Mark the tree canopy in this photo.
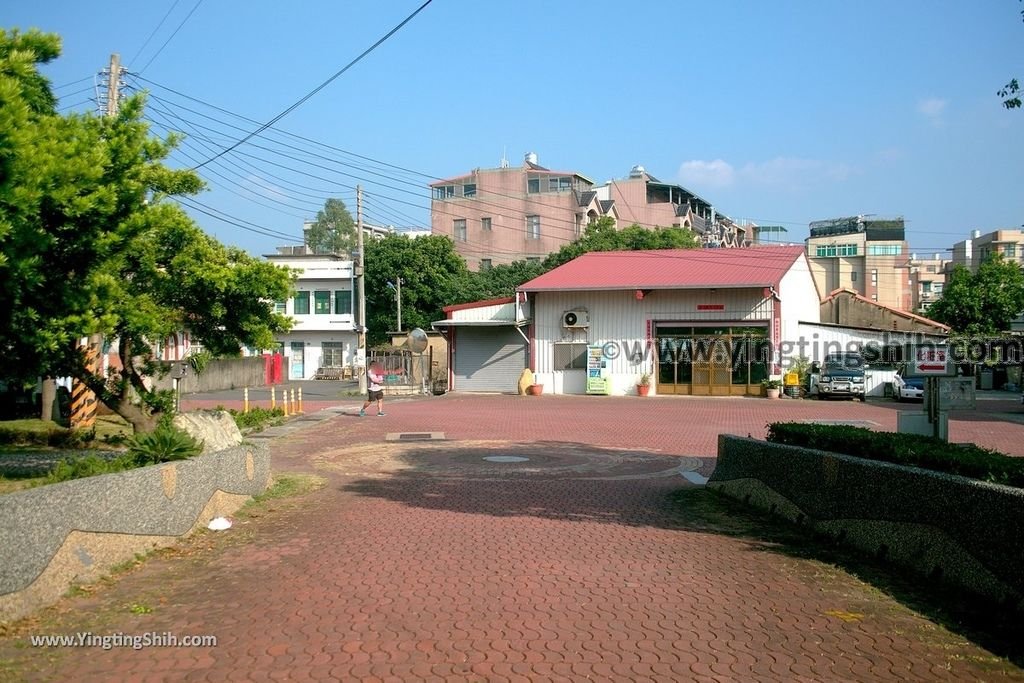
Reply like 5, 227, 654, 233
305, 197, 356, 255
363, 234, 474, 346
0, 29, 293, 432
927, 255, 1024, 334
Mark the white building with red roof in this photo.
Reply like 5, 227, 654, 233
516, 245, 820, 396
434, 246, 821, 396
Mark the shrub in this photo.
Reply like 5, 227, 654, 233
43, 453, 138, 484
125, 425, 203, 465
229, 407, 284, 431
766, 422, 1024, 488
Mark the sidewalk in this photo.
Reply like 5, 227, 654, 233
3, 394, 1022, 681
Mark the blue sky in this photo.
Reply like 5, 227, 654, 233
7, 0, 1024, 258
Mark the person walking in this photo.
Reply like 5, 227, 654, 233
359, 363, 385, 417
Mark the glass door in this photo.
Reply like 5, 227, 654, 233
290, 341, 305, 379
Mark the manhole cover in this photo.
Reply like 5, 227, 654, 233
483, 456, 530, 463
796, 419, 878, 427
385, 432, 445, 442
399, 433, 434, 441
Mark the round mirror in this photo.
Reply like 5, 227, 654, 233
406, 327, 428, 354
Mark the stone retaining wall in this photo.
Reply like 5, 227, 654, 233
709, 435, 1024, 610
0, 443, 270, 623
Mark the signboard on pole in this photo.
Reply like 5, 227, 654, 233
904, 345, 956, 378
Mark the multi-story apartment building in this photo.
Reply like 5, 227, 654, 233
907, 253, 948, 314
805, 216, 912, 311
948, 229, 1024, 272
430, 153, 747, 271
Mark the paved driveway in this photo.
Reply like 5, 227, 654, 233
2, 394, 1022, 681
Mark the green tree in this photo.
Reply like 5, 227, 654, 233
460, 217, 702, 300
473, 260, 548, 299
363, 234, 474, 346
0, 29, 294, 432
928, 255, 1024, 334
306, 197, 356, 255
542, 217, 700, 270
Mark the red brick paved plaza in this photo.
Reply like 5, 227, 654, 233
4, 393, 1023, 681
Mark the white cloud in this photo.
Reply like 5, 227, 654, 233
677, 159, 735, 189
677, 156, 854, 193
917, 97, 948, 123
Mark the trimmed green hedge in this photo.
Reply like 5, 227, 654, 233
766, 422, 1024, 488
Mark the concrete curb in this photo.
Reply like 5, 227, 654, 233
709, 434, 1024, 609
0, 443, 270, 623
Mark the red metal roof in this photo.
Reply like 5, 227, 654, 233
442, 296, 515, 314
518, 246, 807, 292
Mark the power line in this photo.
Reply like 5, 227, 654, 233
190, 0, 433, 170
138, 0, 205, 74
52, 76, 93, 90
128, 0, 183, 68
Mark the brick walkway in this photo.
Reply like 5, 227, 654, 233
4, 394, 1023, 681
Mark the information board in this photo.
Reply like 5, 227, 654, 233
586, 345, 610, 395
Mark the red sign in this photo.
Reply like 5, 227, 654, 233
696, 304, 724, 311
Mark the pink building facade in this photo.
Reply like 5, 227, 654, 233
430, 154, 747, 271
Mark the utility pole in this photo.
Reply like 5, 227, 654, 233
105, 53, 122, 117
71, 54, 122, 429
357, 185, 367, 394
396, 277, 402, 332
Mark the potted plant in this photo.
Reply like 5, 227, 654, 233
637, 372, 651, 397
527, 383, 544, 396
761, 378, 783, 399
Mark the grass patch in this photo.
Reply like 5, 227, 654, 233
248, 474, 326, 505
0, 476, 44, 495
0, 415, 131, 450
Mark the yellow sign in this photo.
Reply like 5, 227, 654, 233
784, 372, 799, 386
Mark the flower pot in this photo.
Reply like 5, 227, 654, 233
527, 384, 544, 396
766, 388, 780, 399
637, 384, 650, 397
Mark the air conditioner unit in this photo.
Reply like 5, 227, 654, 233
562, 310, 589, 328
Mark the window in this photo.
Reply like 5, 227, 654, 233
867, 244, 903, 256
322, 341, 345, 367
293, 291, 310, 315
933, 283, 944, 294
314, 290, 331, 314
480, 258, 492, 270
922, 282, 932, 293
463, 183, 476, 198
454, 219, 467, 242
273, 300, 287, 314
334, 290, 352, 315
1006, 244, 1017, 258
527, 178, 540, 193
554, 342, 588, 370
481, 217, 492, 231
871, 270, 878, 284
432, 185, 455, 200
815, 243, 858, 257
526, 215, 540, 239
850, 271, 857, 282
